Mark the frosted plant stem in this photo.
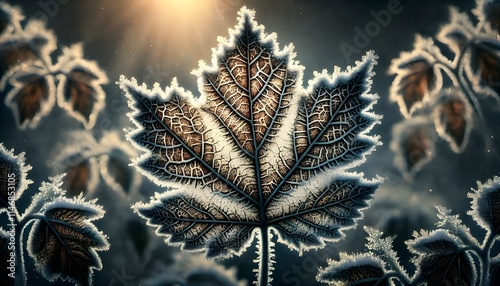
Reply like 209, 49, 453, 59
477, 232, 496, 286
14, 222, 25, 286
258, 227, 270, 286
384, 271, 411, 285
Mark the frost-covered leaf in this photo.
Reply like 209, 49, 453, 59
410, 229, 460, 253
0, 20, 56, 76
122, 7, 380, 283
98, 132, 140, 195
0, 41, 36, 76
56, 44, 108, 129
63, 158, 96, 197
464, 38, 500, 99
54, 132, 99, 197
27, 192, 109, 286
0, 231, 14, 286
389, 36, 443, 117
409, 230, 475, 286
318, 253, 390, 286
435, 206, 479, 248
391, 117, 435, 175
468, 176, 500, 235
0, 143, 32, 210
58, 152, 98, 197
433, 91, 472, 153
2, 65, 55, 128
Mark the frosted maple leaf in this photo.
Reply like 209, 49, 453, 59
120, 7, 380, 285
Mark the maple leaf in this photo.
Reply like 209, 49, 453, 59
121, 7, 380, 285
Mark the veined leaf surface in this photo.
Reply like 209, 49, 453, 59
27, 195, 109, 286
121, 7, 380, 283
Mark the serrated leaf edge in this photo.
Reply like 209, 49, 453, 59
0, 143, 32, 202
26, 191, 109, 284
468, 175, 500, 234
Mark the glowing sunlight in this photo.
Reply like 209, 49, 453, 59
94, 0, 242, 82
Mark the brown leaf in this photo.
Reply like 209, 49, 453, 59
61, 155, 99, 197
392, 58, 436, 117
392, 119, 435, 175
469, 41, 500, 96
8, 74, 51, 127
54, 45, 107, 128
0, 43, 37, 76
0, 157, 16, 210
28, 200, 108, 286
404, 127, 433, 173
469, 176, 500, 235
57, 65, 106, 129
434, 95, 470, 153
63, 160, 91, 197
124, 7, 380, 269
63, 70, 97, 121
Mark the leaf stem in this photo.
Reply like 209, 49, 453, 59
474, 231, 496, 286
435, 39, 484, 123
257, 227, 270, 286
14, 221, 27, 286
383, 271, 411, 286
